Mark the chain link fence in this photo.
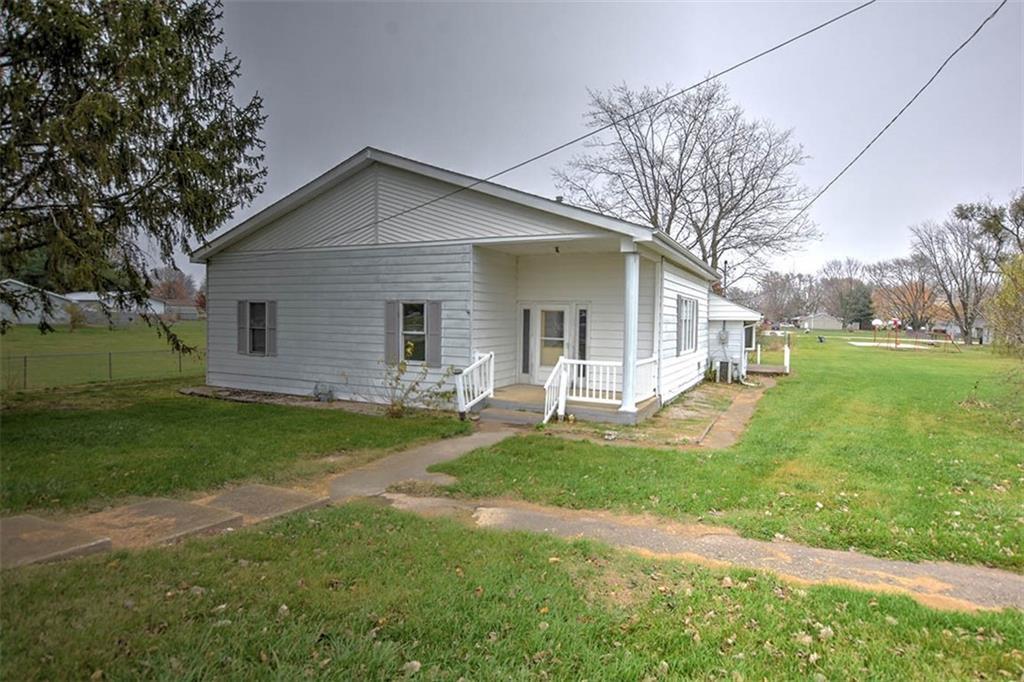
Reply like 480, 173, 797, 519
2, 349, 206, 391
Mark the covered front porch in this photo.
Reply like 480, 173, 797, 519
455, 236, 663, 424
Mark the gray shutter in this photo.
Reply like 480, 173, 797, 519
237, 300, 248, 354
426, 300, 443, 367
266, 301, 278, 356
676, 296, 683, 355
384, 300, 400, 364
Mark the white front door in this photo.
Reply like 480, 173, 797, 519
518, 303, 589, 384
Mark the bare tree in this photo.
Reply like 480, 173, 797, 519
150, 266, 196, 302
865, 255, 939, 329
911, 217, 999, 344
752, 271, 819, 322
554, 82, 818, 282
955, 188, 1024, 258
817, 258, 866, 326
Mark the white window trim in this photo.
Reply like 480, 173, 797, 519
248, 300, 268, 356
677, 296, 698, 356
400, 300, 427, 364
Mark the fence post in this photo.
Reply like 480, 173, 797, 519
784, 345, 791, 375
23, 355, 28, 390
108, 352, 112, 381
756, 344, 761, 365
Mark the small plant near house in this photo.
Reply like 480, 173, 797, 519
380, 342, 455, 418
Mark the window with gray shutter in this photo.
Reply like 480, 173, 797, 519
387, 300, 443, 366
675, 296, 683, 356
676, 295, 698, 355
238, 300, 276, 356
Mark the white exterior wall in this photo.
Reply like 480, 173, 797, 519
206, 244, 472, 400
659, 260, 710, 403
471, 247, 518, 387
708, 319, 747, 375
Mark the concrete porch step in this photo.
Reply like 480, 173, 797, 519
478, 407, 542, 426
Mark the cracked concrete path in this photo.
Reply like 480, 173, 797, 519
328, 425, 1024, 612
381, 493, 1024, 613
329, 427, 517, 501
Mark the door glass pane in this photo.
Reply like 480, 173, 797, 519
541, 339, 563, 366
542, 310, 564, 338
521, 309, 531, 374
577, 309, 587, 361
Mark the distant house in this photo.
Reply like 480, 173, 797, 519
0, 279, 72, 325
796, 312, 844, 331
191, 147, 766, 423
932, 319, 992, 345
63, 291, 166, 325
163, 299, 203, 320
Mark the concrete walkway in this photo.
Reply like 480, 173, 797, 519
330, 427, 516, 500
381, 494, 1024, 612
325, 425, 1024, 612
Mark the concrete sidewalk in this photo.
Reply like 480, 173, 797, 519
382, 493, 1024, 612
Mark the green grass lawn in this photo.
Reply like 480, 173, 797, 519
0, 379, 469, 513
1, 321, 209, 389
3, 504, 1021, 680
436, 342, 1024, 572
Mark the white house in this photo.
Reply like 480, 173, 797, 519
64, 292, 167, 315
797, 311, 843, 331
192, 147, 761, 424
0, 279, 72, 326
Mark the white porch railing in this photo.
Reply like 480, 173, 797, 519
565, 359, 620, 405
454, 351, 494, 417
542, 357, 565, 424
635, 356, 657, 401
543, 355, 658, 423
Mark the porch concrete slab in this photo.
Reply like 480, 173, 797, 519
0, 515, 111, 568
330, 429, 517, 501
68, 498, 242, 548
202, 485, 328, 524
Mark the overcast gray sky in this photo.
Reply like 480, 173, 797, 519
182, 0, 1023, 281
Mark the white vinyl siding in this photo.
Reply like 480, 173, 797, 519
471, 247, 518, 387
206, 244, 471, 401
659, 260, 709, 403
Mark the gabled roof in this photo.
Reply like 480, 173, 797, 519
708, 293, 762, 322
191, 147, 719, 280
0, 279, 72, 302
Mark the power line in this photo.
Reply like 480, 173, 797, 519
366, 0, 880, 230
789, 0, 1009, 226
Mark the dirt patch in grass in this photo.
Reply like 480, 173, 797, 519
545, 381, 750, 448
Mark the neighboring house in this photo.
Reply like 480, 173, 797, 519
0, 279, 72, 325
932, 319, 992, 345
163, 299, 203, 320
192, 147, 761, 423
708, 294, 762, 380
63, 292, 166, 325
796, 312, 843, 331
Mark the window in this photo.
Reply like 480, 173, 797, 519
249, 301, 267, 355
576, 308, 588, 361
676, 296, 698, 355
744, 324, 756, 351
401, 302, 426, 362
540, 309, 565, 366
237, 300, 276, 356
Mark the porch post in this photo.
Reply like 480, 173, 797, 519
620, 246, 639, 413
